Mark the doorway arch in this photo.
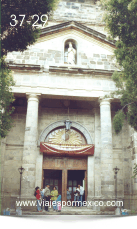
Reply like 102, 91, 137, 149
38, 120, 93, 145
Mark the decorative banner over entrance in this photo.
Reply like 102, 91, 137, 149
40, 142, 94, 157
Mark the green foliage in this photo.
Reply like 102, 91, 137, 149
113, 110, 125, 134
0, 58, 15, 138
1, 0, 58, 56
0, 0, 58, 138
127, 103, 137, 131
101, 0, 137, 133
132, 164, 137, 178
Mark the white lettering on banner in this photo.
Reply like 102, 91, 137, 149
15, 200, 123, 208
83, 201, 87, 207
87, 201, 92, 206
99, 201, 103, 206
62, 201, 66, 207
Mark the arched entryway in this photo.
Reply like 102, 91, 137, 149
38, 121, 94, 202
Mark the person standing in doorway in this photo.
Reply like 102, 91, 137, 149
51, 186, 58, 211
73, 186, 80, 207
78, 184, 84, 207
44, 184, 50, 212
67, 188, 71, 203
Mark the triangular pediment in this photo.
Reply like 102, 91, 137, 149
39, 20, 116, 49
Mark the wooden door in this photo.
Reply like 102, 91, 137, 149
67, 170, 85, 201
68, 179, 79, 201
42, 156, 87, 202
44, 178, 60, 192
43, 169, 62, 194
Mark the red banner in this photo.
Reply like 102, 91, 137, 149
40, 142, 94, 157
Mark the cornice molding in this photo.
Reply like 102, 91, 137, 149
49, 66, 115, 76
9, 63, 117, 76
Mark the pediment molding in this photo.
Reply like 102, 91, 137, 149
38, 21, 116, 49
37, 26, 115, 53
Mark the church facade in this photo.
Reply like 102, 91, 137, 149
1, 0, 137, 212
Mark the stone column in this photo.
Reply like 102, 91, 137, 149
87, 110, 95, 202
35, 151, 43, 189
22, 93, 40, 197
99, 98, 114, 199
94, 108, 101, 197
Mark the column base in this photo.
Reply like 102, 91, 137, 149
86, 196, 100, 211
115, 207, 121, 215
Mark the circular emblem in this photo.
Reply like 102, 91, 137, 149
47, 128, 86, 145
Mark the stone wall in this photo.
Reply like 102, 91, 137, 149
1, 107, 26, 199
38, 107, 95, 142
127, 127, 137, 210
1, 102, 135, 209
51, 0, 105, 29
112, 112, 133, 208
48, 0, 108, 34
6, 107, 26, 145
6, 45, 116, 71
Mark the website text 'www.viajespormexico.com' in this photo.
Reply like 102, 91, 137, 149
16, 200, 123, 208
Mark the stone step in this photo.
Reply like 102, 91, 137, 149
9, 207, 115, 216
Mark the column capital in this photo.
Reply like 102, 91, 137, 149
98, 97, 112, 106
26, 93, 41, 102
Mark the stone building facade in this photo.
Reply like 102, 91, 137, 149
1, 0, 137, 212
